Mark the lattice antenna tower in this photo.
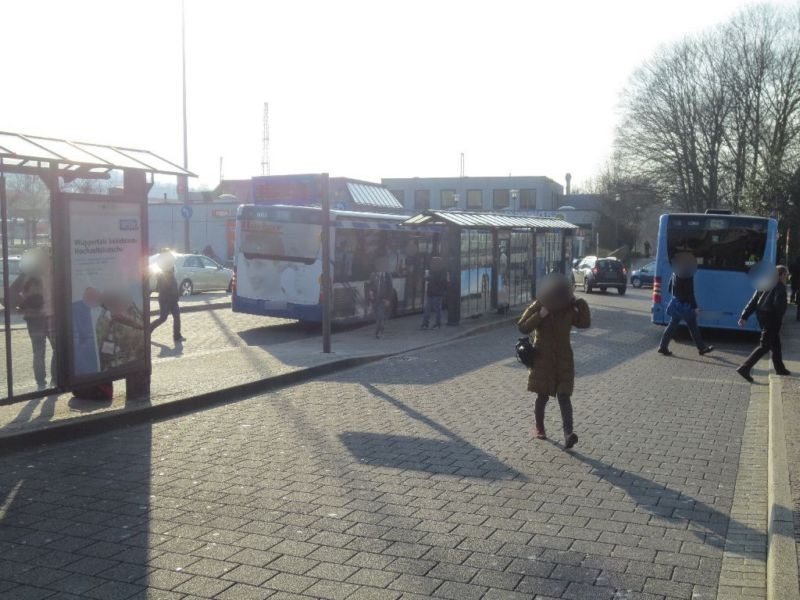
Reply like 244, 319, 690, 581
261, 102, 270, 176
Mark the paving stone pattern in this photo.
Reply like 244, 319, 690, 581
716, 384, 768, 599
0, 289, 759, 598
778, 328, 800, 581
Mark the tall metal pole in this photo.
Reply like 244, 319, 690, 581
181, 0, 188, 172
321, 174, 332, 352
180, 0, 190, 252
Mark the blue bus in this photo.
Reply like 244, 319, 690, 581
652, 212, 778, 332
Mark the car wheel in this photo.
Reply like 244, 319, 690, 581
583, 279, 592, 294
631, 277, 642, 288
618, 286, 627, 296
180, 279, 194, 296
600, 286, 607, 293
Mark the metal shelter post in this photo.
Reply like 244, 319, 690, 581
446, 227, 461, 326
124, 169, 152, 398
0, 172, 12, 400
321, 173, 332, 353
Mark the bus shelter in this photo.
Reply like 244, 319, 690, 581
403, 210, 578, 324
0, 131, 193, 405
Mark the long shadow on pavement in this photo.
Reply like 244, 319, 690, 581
340, 383, 526, 481
569, 451, 765, 560
0, 421, 153, 598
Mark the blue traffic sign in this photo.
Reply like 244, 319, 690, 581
180, 205, 193, 219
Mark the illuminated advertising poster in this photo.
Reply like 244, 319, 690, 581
69, 200, 145, 377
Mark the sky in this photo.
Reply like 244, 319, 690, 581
1, 0, 795, 191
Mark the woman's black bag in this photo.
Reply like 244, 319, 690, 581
515, 337, 536, 367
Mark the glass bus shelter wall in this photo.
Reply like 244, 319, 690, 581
1, 173, 58, 402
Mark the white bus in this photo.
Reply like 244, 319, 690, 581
232, 204, 442, 323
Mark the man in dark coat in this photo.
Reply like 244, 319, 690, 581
421, 256, 448, 329
367, 270, 393, 339
150, 254, 185, 342
736, 265, 790, 382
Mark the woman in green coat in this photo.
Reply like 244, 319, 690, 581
518, 274, 591, 448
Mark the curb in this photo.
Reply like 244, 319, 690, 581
767, 374, 800, 600
0, 314, 516, 455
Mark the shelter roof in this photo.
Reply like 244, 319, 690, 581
345, 182, 403, 210
0, 131, 194, 177
403, 210, 577, 230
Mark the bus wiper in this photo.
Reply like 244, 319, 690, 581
242, 252, 317, 265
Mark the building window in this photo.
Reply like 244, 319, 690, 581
493, 189, 510, 210
414, 190, 431, 211
390, 190, 405, 204
519, 189, 537, 210
466, 190, 482, 210
440, 189, 457, 210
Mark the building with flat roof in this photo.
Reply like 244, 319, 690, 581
381, 176, 563, 214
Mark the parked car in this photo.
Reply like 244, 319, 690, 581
149, 253, 233, 296
573, 256, 627, 295
630, 261, 656, 288
0, 256, 21, 306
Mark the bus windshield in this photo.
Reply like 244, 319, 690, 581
666, 216, 768, 272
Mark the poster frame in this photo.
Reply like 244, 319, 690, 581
62, 192, 150, 387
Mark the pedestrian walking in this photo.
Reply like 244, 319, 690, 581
657, 253, 714, 356
421, 256, 448, 329
150, 253, 185, 342
517, 273, 590, 448
644, 240, 651, 258
367, 270, 393, 338
736, 265, 791, 382
7, 248, 55, 390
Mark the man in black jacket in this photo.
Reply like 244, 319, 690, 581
150, 254, 185, 342
736, 265, 790, 382
421, 257, 448, 329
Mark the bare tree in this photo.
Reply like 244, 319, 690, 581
616, 3, 800, 217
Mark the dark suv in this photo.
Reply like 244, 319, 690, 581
573, 256, 627, 295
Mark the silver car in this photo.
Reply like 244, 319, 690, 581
149, 253, 233, 296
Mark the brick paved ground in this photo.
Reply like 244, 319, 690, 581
0, 288, 762, 599
1, 298, 294, 398
776, 319, 800, 579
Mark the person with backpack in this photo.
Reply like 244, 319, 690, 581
421, 256, 448, 329
367, 270, 393, 338
736, 265, 791, 382
517, 273, 590, 449
657, 252, 714, 357
150, 253, 185, 342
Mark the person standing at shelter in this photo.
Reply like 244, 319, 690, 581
736, 265, 791, 382
421, 256, 448, 329
7, 248, 55, 390
150, 253, 185, 342
517, 273, 590, 449
367, 270, 393, 338
657, 252, 714, 356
